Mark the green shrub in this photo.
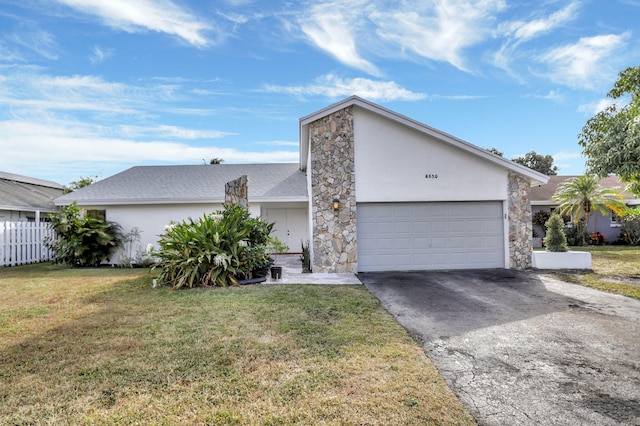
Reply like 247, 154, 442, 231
153, 204, 273, 288
563, 225, 590, 247
46, 202, 123, 267
620, 207, 640, 245
545, 214, 568, 252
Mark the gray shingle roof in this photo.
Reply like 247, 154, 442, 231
0, 171, 64, 212
530, 175, 638, 204
55, 163, 307, 206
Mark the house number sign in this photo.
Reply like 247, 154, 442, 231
425, 174, 439, 179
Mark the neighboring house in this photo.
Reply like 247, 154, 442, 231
530, 175, 640, 244
56, 96, 549, 272
0, 171, 64, 222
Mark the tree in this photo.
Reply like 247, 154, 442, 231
209, 157, 224, 164
579, 66, 640, 195
487, 147, 504, 156
511, 151, 558, 175
64, 175, 99, 194
544, 214, 568, 252
552, 175, 626, 245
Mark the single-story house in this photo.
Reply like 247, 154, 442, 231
530, 175, 640, 244
56, 96, 549, 272
0, 171, 64, 222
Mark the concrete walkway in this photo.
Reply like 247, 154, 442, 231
265, 254, 362, 285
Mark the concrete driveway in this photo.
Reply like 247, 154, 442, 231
360, 270, 640, 426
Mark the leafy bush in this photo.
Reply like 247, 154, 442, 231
620, 207, 640, 245
563, 224, 589, 246
545, 214, 568, 252
532, 210, 551, 228
153, 204, 274, 288
46, 202, 123, 266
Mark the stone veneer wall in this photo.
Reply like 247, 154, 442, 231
309, 106, 357, 273
508, 171, 533, 269
225, 175, 248, 209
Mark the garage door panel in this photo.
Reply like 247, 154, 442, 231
357, 202, 505, 272
413, 237, 430, 249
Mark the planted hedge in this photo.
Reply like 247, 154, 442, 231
153, 204, 274, 288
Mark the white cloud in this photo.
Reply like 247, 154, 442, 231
89, 46, 114, 64
502, 2, 579, 42
531, 90, 563, 102
299, 1, 380, 76
4, 26, 59, 61
55, 0, 213, 47
578, 98, 617, 115
261, 74, 426, 101
116, 124, 234, 140
370, 0, 506, 72
553, 151, 586, 173
537, 32, 631, 89
0, 70, 209, 119
0, 118, 298, 184
494, 2, 580, 76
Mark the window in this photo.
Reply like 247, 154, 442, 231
610, 210, 622, 227
86, 209, 106, 221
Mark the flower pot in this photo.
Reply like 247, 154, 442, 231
270, 266, 282, 280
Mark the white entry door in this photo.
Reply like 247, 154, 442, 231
263, 208, 308, 252
357, 201, 505, 272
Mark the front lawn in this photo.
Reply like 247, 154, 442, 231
550, 246, 640, 300
0, 264, 475, 425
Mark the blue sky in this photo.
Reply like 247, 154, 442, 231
1, 0, 639, 186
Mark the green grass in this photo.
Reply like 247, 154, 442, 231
0, 263, 475, 425
550, 246, 640, 300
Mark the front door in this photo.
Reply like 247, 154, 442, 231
263, 208, 308, 252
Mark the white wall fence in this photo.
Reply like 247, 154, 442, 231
0, 221, 55, 267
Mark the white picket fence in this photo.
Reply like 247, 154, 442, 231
0, 221, 55, 267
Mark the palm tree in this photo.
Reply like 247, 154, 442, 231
552, 175, 626, 245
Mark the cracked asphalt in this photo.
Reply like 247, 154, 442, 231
360, 270, 640, 426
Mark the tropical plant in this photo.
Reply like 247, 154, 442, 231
300, 240, 312, 273
619, 207, 640, 245
267, 235, 289, 265
552, 175, 626, 245
544, 214, 568, 252
153, 204, 274, 288
46, 202, 123, 266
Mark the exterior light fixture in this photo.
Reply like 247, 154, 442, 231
332, 198, 340, 211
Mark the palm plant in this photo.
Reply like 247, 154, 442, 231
153, 204, 274, 288
46, 202, 123, 267
552, 175, 626, 245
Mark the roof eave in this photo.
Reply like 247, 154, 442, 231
55, 196, 309, 206
0, 204, 58, 212
298, 96, 550, 185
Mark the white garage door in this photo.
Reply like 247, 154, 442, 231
357, 202, 505, 272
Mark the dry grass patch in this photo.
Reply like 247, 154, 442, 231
550, 246, 640, 300
0, 263, 475, 425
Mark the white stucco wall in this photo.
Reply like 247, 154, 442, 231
93, 203, 259, 252
353, 108, 508, 202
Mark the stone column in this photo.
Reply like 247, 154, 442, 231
225, 175, 248, 209
309, 106, 357, 273
508, 171, 533, 269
